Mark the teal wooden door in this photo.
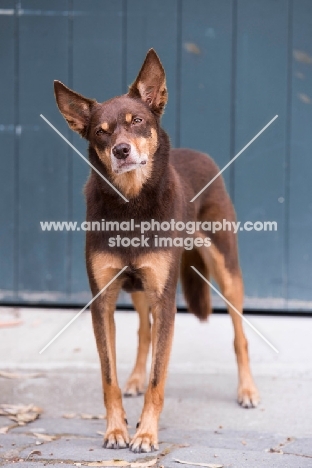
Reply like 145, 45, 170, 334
1, 0, 311, 311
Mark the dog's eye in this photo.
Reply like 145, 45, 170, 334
132, 117, 142, 124
96, 129, 105, 136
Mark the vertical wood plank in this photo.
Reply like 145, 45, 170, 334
234, 0, 289, 307
288, 0, 312, 307
0, 1, 15, 298
18, 0, 70, 300
180, 0, 233, 190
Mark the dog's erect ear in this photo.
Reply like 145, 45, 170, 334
54, 81, 96, 137
128, 49, 168, 116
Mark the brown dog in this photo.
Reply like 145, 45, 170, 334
54, 49, 259, 453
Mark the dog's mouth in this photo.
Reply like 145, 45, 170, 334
114, 160, 147, 174
112, 154, 148, 174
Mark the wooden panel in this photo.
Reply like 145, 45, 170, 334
288, 0, 312, 307
1, 0, 311, 311
18, 0, 70, 299
180, 0, 233, 190
0, 0, 15, 298
70, 0, 124, 301
234, 0, 289, 306
126, 0, 179, 146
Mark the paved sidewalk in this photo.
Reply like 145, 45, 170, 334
0, 307, 312, 467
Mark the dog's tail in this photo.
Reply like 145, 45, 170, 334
180, 247, 212, 321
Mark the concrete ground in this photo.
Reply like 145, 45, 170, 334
0, 307, 312, 467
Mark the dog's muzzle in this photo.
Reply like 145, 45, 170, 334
111, 143, 148, 174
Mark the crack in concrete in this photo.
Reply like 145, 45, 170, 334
283, 452, 312, 459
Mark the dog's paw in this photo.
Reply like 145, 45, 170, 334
103, 428, 130, 449
238, 384, 260, 408
130, 431, 159, 453
124, 374, 145, 397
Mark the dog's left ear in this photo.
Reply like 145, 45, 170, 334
128, 49, 168, 116
54, 81, 96, 137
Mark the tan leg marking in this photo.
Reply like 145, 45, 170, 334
130, 252, 176, 453
203, 243, 259, 408
91, 252, 124, 280
124, 291, 151, 396
130, 301, 175, 453
90, 253, 129, 448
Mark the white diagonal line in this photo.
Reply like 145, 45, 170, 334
190, 115, 278, 202
39, 266, 128, 354
191, 266, 279, 353
40, 114, 129, 203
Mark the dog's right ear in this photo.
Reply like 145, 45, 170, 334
128, 49, 167, 116
54, 81, 96, 137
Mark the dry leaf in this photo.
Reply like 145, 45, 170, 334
62, 413, 77, 419
25, 450, 42, 460
241, 440, 247, 445
87, 461, 156, 468
0, 425, 10, 434
80, 413, 96, 420
0, 404, 42, 425
80, 413, 106, 420
0, 371, 44, 379
160, 446, 172, 456
268, 448, 283, 454
0, 425, 18, 434
87, 461, 129, 467
0, 319, 23, 328
184, 42, 201, 55
130, 459, 157, 467
33, 432, 58, 442
174, 460, 223, 468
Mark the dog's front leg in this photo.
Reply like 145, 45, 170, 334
130, 284, 176, 453
90, 271, 129, 449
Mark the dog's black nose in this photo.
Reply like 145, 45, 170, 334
112, 143, 131, 160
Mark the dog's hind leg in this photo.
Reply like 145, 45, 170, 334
124, 291, 151, 396
206, 241, 260, 408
